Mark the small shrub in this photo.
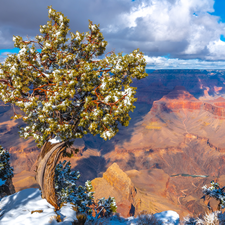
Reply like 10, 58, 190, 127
55, 160, 117, 222
0, 145, 14, 181
197, 211, 220, 225
184, 181, 225, 224
201, 181, 225, 211
180, 211, 225, 225
0, 145, 14, 197
136, 211, 161, 225
55, 160, 93, 214
180, 215, 198, 225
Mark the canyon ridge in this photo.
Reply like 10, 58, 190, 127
2, 69, 225, 218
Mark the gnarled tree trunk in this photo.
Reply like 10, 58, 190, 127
35, 141, 67, 210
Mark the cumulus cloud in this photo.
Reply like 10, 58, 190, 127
1, 0, 225, 68
103, 0, 225, 61
207, 40, 225, 60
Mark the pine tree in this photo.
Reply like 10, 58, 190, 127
0, 5, 147, 147
0, 5, 148, 209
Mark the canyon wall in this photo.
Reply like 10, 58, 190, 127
1, 70, 225, 218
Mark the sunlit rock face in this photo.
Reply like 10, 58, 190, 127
2, 70, 225, 218
92, 163, 137, 217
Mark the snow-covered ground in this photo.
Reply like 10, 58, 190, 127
0, 188, 180, 225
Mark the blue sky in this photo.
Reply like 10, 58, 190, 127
1, 0, 225, 69
210, 0, 225, 22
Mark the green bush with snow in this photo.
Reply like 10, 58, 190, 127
0, 145, 14, 198
0, 145, 13, 184
202, 180, 225, 210
55, 160, 117, 222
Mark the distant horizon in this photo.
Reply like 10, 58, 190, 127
146, 69, 225, 71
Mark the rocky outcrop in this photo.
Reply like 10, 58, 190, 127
91, 163, 138, 217
203, 102, 225, 117
0, 177, 16, 199
91, 162, 189, 218
102, 163, 137, 203
116, 200, 134, 218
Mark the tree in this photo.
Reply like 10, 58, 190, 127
0, 5, 148, 209
0, 145, 14, 198
0, 145, 14, 182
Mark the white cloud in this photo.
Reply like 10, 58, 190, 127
1, 52, 12, 56
103, 0, 225, 62
144, 55, 225, 69
1, 0, 225, 68
207, 40, 225, 60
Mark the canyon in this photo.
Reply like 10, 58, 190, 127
2, 69, 225, 219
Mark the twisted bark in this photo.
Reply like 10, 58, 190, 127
35, 141, 67, 209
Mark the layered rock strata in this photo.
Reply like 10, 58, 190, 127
152, 86, 225, 118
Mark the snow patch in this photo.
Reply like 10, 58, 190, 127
0, 188, 180, 224
49, 136, 62, 144
154, 210, 180, 225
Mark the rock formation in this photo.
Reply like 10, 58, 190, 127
0, 177, 15, 199
92, 163, 137, 217
102, 163, 137, 202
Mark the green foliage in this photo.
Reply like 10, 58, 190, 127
0, 5, 148, 147
0, 145, 14, 182
94, 196, 117, 218
55, 160, 117, 221
55, 160, 94, 214
202, 180, 225, 210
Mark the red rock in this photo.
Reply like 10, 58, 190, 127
150, 86, 225, 118
116, 200, 134, 217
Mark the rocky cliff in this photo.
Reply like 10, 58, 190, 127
152, 86, 225, 118
92, 163, 137, 217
